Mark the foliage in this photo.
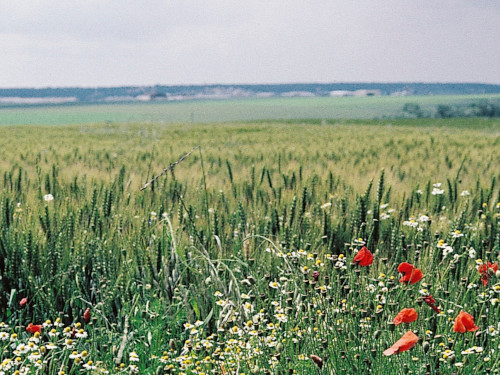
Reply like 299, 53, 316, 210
0, 119, 499, 373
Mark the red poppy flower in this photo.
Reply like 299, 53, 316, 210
353, 246, 374, 266
83, 307, 91, 323
383, 331, 419, 356
398, 262, 423, 284
19, 298, 28, 308
478, 262, 498, 287
26, 323, 42, 334
393, 308, 418, 325
423, 295, 440, 313
453, 311, 479, 333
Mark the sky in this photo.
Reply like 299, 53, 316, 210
1, 0, 499, 88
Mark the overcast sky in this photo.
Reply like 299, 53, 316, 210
1, 0, 499, 88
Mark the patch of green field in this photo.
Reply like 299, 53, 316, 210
0, 94, 499, 125
0, 119, 499, 374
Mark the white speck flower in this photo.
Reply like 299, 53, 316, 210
432, 188, 444, 195
83, 361, 97, 370
129, 352, 139, 362
269, 281, 280, 289
443, 246, 454, 258
403, 218, 419, 228
460, 190, 471, 197
468, 248, 476, 258
43, 194, 54, 202
75, 329, 88, 339
216, 299, 228, 307
275, 313, 288, 323
16, 344, 30, 354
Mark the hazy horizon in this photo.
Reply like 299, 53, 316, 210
2, 1, 499, 88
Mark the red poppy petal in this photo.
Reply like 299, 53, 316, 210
383, 347, 397, 356
409, 269, 424, 284
461, 312, 479, 331
398, 262, 414, 273
394, 308, 418, 325
453, 318, 466, 333
383, 331, 418, 356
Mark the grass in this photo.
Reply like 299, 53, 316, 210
0, 118, 499, 374
0, 94, 499, 125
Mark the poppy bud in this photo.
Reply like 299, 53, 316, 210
422, 341, 430, 353
310, 354, 323, 369
83, 308, 91, 323
312, 271, 320, 281
20, 298, 28, 308
169, 339, 176, 351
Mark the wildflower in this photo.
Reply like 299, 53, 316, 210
478, 262, 498, 287
453, 311, 479, 333
312, 271, 320, 281
383, 331, 419, 356
432, 188, 444, 195
269, 281, 280, 289
129, 352, 139, 362
442, 246, 454, 258
83, 360, 97, 370
418, 215, 430, 222
460, 190, 470, 197
43, 194, 54, 202
423, 295, 440, 313
393, 308, 418, 325
26, 323, 42, 334
353, 246, 374, 267
398, 262, 423, 285
310, 354, 323, 369
20, 298, 28, 308
469, 248, 476, 259
75, 329, 88, 338
403, 218, 419, 228
83, 308, 91, 323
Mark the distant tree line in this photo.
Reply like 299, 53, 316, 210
402, 100, 500, 118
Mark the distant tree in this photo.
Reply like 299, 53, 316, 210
469, 101, 500, 117
436, 105, 456, 118
402, 103, 424, 118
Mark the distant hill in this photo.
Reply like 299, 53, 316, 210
1, 83, 500, 106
